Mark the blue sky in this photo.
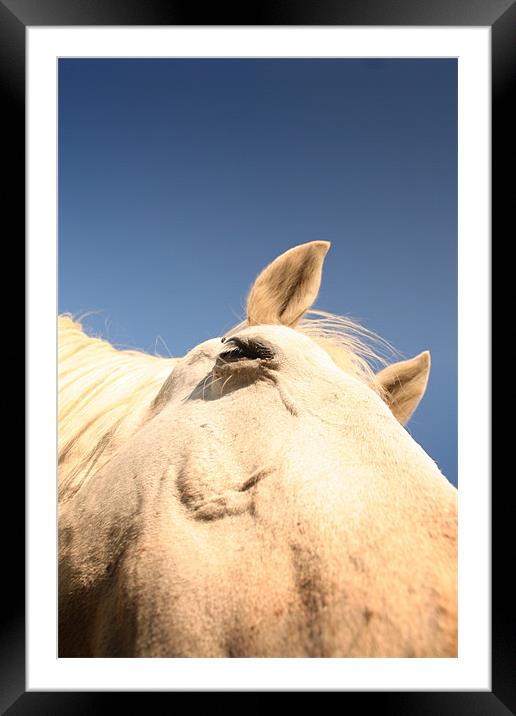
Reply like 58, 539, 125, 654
58, 58, 457, 486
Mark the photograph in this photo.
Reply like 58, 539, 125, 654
7, 4, 501, 706
57, 57, 458, 658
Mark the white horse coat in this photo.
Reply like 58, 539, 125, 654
58, 241, 457, 657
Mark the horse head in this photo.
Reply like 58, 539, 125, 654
58, 241, 457, 657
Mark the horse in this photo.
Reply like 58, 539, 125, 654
58, 241, 457, 657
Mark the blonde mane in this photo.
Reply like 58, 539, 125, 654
58, 311, 393, 502
58, 315, 176, 502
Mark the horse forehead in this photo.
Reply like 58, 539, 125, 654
187, 326, 317, 363
230, 323, 298, 341
183, 336, 223, 362
227, 324, 318, 354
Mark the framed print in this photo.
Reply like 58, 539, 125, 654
7, 0, 507, 711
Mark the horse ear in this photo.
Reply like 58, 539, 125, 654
247, 241, 331, 327
376, 351, 431, 425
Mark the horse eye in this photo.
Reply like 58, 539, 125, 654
220, 346, 246, 361
219, 337, 275, 362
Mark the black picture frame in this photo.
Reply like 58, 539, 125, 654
8, 0, 504, 711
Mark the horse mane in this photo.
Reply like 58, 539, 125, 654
299, 309, 394, 390
58, 315, 176, 502
58, 311, 394, 503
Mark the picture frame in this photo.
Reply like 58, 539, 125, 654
7, 0, 505, 710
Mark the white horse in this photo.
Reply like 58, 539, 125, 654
58, 241, 457, 657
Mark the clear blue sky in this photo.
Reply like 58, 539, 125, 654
58, 58, 457, 486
